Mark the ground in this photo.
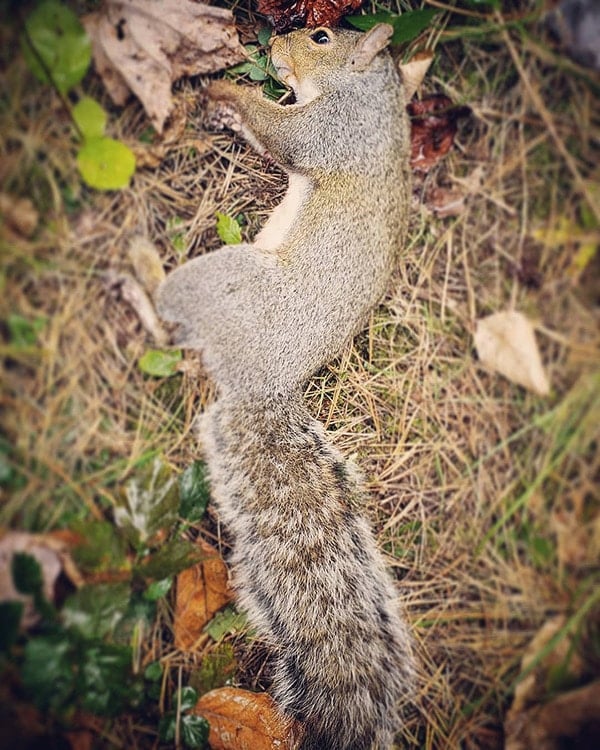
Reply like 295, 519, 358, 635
1, 2, 599, 749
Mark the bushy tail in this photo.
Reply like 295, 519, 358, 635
199, 396, 415, 749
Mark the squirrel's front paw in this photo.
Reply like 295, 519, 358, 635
202, 81, 242, 132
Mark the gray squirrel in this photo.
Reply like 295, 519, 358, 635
156, 24, 416, 750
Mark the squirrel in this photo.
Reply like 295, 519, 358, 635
156, 24, 416, 750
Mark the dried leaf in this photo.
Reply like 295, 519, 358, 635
174, 539, 233, 651
474, 311, 550, 396
424, 166, 485, 218
193, 687, 301, 750
0, 531, 80, 627
257, 0, 363, 34
408, 94, 471, 173
0, 193, 39, 238
83, 1, 245, 133
399, 51, 434, 100
506, 615, 597, 750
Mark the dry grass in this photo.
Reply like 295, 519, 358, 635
1, 2, 599, 748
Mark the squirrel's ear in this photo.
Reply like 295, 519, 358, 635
349, 23, 393, 71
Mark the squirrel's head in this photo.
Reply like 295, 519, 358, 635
270, 24, 394, 104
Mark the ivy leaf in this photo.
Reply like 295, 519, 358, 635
21, 0, 91, 94
347, 9, 438, 46
204, 606, 247, 641
181, 713, 209, 747
11, 552, 43, 596
70, 519, 128, 573
22, 635, 74, 713
73, 96, 107, 140
114, 457, 179, 546
78, 641, 136, 716
179, 461, 211, 521
77, 137, 136, 191
136, 537, 202, 580
138, 348, 182, 377
144, 660, 163, 682
216, 212, 242, 245
179, 685, 199, 712
62, 582, 131, 640
159, 713, 177, 743
144, 577, 173, 601
0, 601, 23, 652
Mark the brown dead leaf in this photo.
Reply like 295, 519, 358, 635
506, 616, 598, 750
257, 0, 363, 33
174, 539, 233, 651
424, 165, 485, 217
0, 193, 38, 238
399, 51, 434, 101
409, 94, 471, 174
83, 1, 245, 133
0, 530, 82, 627
193, 687, 301, 750
474, 310, 550, 396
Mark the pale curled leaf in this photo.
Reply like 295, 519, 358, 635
474, 311, 550, 396
399, 51, 434, 100
83, 1, 245, 133
193, 687, 301, 750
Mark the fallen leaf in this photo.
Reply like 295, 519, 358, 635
506, 614, 598, 749
474, 310, 550, 396
174, 539, 233, 651
257, 0, 363, 33
83, 1, 245, 133
424, 165, 485, 217
0, 531, 82, 627
408, 94, 471, 173
193, 687, 301, 750
399, 50, 434, 100
0, 193, 38, 238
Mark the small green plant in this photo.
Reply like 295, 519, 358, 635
228, 28, 287, 100
0, 456, 213, 739
346, 8, 439, 46
20, 0, 135, 191
215, 212, 243, 245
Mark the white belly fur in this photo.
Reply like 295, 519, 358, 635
253, 173, 311, 252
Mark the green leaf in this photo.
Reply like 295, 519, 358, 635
257, 27, 272, 46
71, 519, 128, 573
11, 552, 43, 596
0, 601, 23, 652
144, 576, 173, 601
179, 685, 199, 712
21, 0, 91, 94
144, 660, 163, 682
138, 348, 182, 377
22, 635, 74, 712
346, 9, 438, 46
216, 212, 242, 245
73, 96, 107, 140
179, 461, 211, 521
62, 582, 131, 640
159, 713, 177, 743
181, 714, 209, 748
136, 537, 202, 580
78, 641, 135, 716
115, 457, 179, 545
7, 313, 46, 348
204, 606, 247, 640
77, 137, 136, 191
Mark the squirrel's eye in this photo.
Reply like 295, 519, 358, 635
310, 30, 331, 45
